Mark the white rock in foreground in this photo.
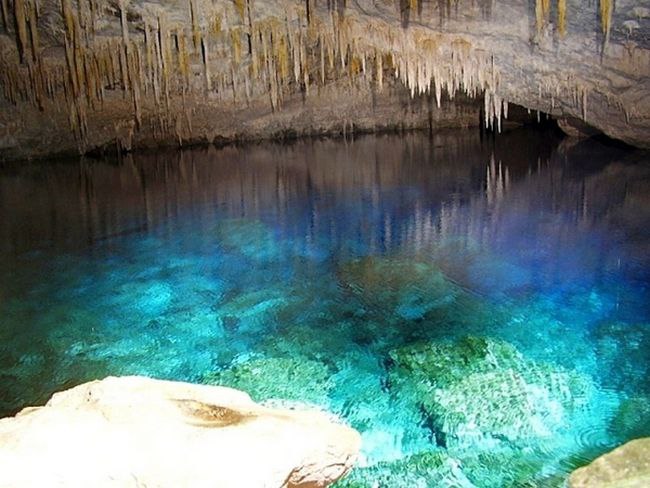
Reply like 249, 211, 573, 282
0, 376, 361, 487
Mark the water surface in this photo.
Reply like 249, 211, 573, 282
1, 130, 649, 486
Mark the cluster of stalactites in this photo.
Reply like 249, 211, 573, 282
0, 0, 512, 142
535, 0, 613, 44
0, 0, 618, 147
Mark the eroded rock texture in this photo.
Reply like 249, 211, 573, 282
0, 0, 648, 159
0, 376, 361, 487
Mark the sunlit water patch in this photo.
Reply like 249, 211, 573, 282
1, 130, 649, 486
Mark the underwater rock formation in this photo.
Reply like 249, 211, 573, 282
0, 0, 649, 159
388, 336, 594, 449
337, 256, 459, 320
609, 396, 650, 442
0, 376, 361, 487
215, 218, 280, 261
569, 438, 650, 488
204, 355, 335, 406
334, 450, 475, 488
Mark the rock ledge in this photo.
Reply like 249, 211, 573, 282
0, 376, 361, 488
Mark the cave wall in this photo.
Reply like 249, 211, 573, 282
0, 0, 648, 160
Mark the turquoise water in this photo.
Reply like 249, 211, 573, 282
1, 130, 649, 486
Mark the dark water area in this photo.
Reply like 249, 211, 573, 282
1, 129, 649, 486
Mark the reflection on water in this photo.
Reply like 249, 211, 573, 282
1, 130, 649, 486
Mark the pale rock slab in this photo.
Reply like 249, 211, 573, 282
0, 376, 361, 488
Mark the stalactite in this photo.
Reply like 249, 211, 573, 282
276, 30, 289, 82
1, 0, 10, 33
293, 28, 301, 84
177, 30, 190, 87
244, 67, 251, 102
130, 43, 142, 128
234, 0, 246, 22
118, 0, 130, 92
144, 23, 153, 94
301, 31, 309, 95
14, 0, 29, 63
61, 0, 75, 45
201, 32, 212, 92
231, 28, 242, 65
158, 13, 171, 109
600, 0, 613, 54
319, 35, 325, 84
190, 0, 201, 50
230, 65, 237, 102
557, 0, 566, 37
27, 0, 40, 63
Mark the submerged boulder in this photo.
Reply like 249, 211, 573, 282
389, 336, 593, 449
337, 256, 458, 320
215, 218, 279, 261
593, 321, 650, 394
459, 448, 549, 488
204, 355, 335, 406
609, 396, 650, 442
0, 376, 360, 488
334, 451, 475, 488
569, 438, 650, 488
216, 287, 292, 333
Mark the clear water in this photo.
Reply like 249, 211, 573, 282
1, 130, 649, 486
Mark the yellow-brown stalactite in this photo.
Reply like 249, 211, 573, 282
558, 0, 566, 37
376, 49, 383, 90
231, 28, 242, 65
27, 0, 40, 62
190, 0, 201, 50
319, 35, 325, 84
234, 0, 246, 22
599, 0, 613, 52
177, 30, 190, 86
14, 0, 29, 63
535, 0, 544, 34
144, 23, 154, 92
61, 0, 75, 45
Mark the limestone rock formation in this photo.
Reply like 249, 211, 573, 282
0, 0, 649, 160
337, 256, 459, 320
569, 438, 650, 488
388, 336, 594, 449
0, 376, 361, 488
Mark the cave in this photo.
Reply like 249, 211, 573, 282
0, 1, 649, 487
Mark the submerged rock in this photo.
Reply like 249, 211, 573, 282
460, 448, 549, 488
593, 321, 650, 394
569, 438, 650, 488
0, 376, 360, 488
204, 355, 334, 406
216, 287, 291, 332
334, 451, 475, 488
215, 219, 279, 261
389, 336, 593, 449
337, 256, 458, 320
609, 396, 650, 442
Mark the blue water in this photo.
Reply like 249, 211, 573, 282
1, 130, 649, 486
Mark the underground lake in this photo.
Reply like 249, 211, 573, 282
0, 128, 649, 486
